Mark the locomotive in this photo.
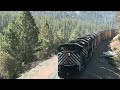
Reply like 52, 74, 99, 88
58, 29, 119, 78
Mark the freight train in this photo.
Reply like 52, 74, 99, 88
58, 29, 119, 78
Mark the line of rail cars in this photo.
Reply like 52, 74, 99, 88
58, 29, 119, 78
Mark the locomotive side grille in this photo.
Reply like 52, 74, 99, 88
80, 39, 89, 50
82, 47, 88, 58
58, 52, 81, 66
82, 48, 87, 54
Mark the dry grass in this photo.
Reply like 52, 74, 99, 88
110, 35, 120, 52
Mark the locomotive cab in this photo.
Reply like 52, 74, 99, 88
58, 43, 82, 53
58, 43, 84, 78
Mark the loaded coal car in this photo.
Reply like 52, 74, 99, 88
109, 29, 119, 39
115, 29, 119, 36
58, 43, 85, 78
111, 30, 115, 38
101, 30, 111, 40
100, 29, 119, 41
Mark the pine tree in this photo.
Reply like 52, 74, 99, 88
39, 21, 55, 58
16, 11, 40, 64
0, 21, 22, 79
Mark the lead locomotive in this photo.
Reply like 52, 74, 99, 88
58, 29, 119, 78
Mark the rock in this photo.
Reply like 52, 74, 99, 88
103, 51, 116, 57
113, 35, 119, 41
22, 61, 40, 72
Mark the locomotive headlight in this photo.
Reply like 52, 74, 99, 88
68, 53, 70, 56
58, 52, 62, 55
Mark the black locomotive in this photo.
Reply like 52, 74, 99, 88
58, 29, 119, 78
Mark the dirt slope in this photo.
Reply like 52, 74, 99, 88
18, 55, 58, 79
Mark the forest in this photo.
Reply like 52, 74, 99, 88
0, 11, 117, 79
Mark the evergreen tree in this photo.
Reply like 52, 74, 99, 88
16, 11, 40, 64
0, 21, 22, 79
39, 21, 54, 58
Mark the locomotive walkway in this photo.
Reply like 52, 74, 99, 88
18, 39, 120, 79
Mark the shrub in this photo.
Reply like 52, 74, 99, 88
0, 51, 22, 79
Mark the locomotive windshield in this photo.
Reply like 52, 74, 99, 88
58, 44, 82, 52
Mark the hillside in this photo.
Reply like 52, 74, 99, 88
0, 11, 116, 25
0, 11, 118, 79
0, 11, 116, 34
